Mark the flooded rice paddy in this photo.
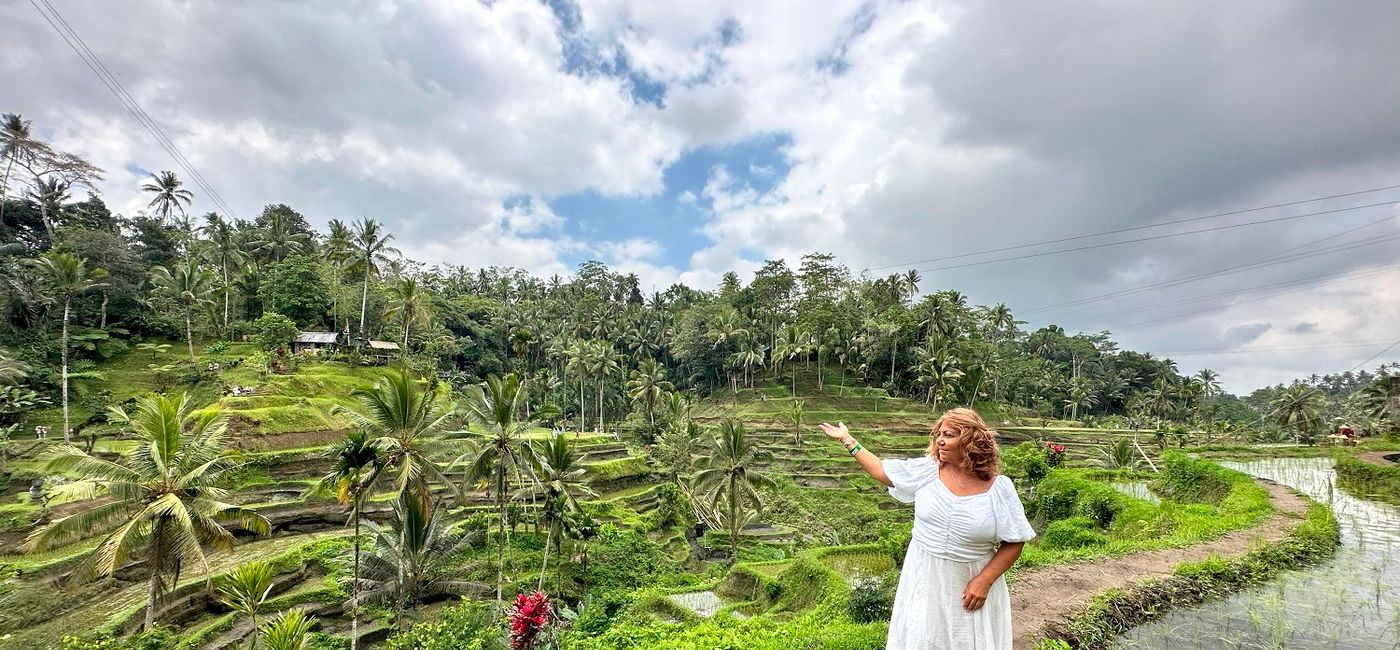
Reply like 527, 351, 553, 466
1117, 457, 1400, 649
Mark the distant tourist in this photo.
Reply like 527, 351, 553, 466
822, 408, 1034, 649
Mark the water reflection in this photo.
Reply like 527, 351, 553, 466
1118, 457, 1400, 649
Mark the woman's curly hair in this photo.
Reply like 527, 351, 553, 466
927, 407, 1001, 481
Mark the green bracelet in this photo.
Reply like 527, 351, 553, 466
848, 443, 863, 457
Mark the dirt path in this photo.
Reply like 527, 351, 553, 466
1008, 480, 1310, 650
1354, 451, 1400, 467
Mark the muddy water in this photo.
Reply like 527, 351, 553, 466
1117, 457, 1400, 649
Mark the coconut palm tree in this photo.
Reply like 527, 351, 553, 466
627, 358, 673, 427
692, 419, 776, 561
519, 433, 596, 588
25, 393, 270, 629
358, 495, 476, 624
592, 341, 622, 431
323, 219, 355, 334
150, 259, 217, 363
902, 269, 921, 304
351, 218, 400, 340
335, 370, 457, 509
29, 252, 108, 442
456, 372, 528, 605
564, 338, 590, 434
1271, 383, 1326, 445
259, 609, 316, 650
383, 276, 432, 350
28, 175, 70, 225
317, 431, 383, 650
200, 213, 246, 331
253, 210, 311, 263
218, 560, 275, 650
142, 170, 194, 224
1, 113, 35, 224
915, 346, 963, 409
787, 398, 805, 446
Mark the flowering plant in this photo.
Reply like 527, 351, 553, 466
1043, 442, 1066, 467
508, 591, 552, 650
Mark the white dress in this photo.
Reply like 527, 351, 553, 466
882, 456, 1036, 650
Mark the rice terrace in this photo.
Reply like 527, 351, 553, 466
2, 1, 1400, 649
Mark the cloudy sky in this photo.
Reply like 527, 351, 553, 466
4, 0, 1400, 393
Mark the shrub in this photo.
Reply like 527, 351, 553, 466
1041, 517, 1108, 550
254, 312, 300, 352
846, 572, 897, 623
384, 601, 508, 650
1001, 441, 1050, 485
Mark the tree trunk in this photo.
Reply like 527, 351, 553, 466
61, 299, 71, 443
359, 271, 370, 339
496, 485, 506, 606
351, 508, 361, 650
538, 521, 554, 589
890, 339, 897, 388
100, 292, 108, 329
0, 155, 13, 224
597, 378, 604, 433
223, 265, 231, 331
185, 312, 196, 363
146, 572, 160, 630
579, 378, 585, 435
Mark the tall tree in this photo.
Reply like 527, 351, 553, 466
29, 252, 108, 442
26, 393, 270, 629
0, 113, 35, 225
324, 219, 355, 334
150, 259, 217, 363
358, 496, 475, 624
692, 419, 775, 561
457, 372, 528, 605
351, 218, 399, 340
142, 170, 194, 224
384, 276, 432, 349
1271, 383, 1326, 445
520, 433, 596, 589
318, 431, 383, 650
200, 213, 246, 331
627, 358, 673, 427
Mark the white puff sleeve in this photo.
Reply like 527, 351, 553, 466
992, 475, 1037, 543
882, 456, 938, 503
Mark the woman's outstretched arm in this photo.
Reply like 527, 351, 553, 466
819, 421, 892, 487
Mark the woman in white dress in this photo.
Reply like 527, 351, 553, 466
821, 407, 1035, 649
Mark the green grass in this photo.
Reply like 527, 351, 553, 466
1334, 454, 1400, 504
1014, 453, 1274, 571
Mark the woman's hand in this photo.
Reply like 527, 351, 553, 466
819, 422, 854, 446
962, 576, 992, 611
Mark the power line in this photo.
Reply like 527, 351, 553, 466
1092, 262, 1400, 330
1043, 232, 1400, 321
869, 184, 1400, 272
1347, 338, 1400, 373
29, 0, 240, 220
1022, 212, 1399, 316
1154, 341, 1397, 357
910, 200, 1399, 276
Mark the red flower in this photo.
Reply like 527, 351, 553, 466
509, 591, 552, 650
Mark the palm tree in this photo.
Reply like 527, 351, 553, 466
384, 276, 432, 349
335, 370, 457, 510
627, 358, 673, 427
456, 372, 528, 605
592, 342, 622, 432
150, 259, 217, 363
902, 269, 920, 304
692, 420, 776, 561
1271, 383, 1326, 445
29, 252, 108, 442
28, 176, 71, 232
1, 113, 35, 225
1098, 438, 1139, 471
915, 346, 963, 409
253, 210, 311, 263
358, 496, 475, 624
324, 219, 355, 334
350, 218, 400, 340
26, 393, 270, 629
318, 431, 383, 650
787, 399, 805, 445
218, 561, 275, 650
142, 170, 194, 224
519, 433, 596, 588
565, 339, 590, 434
200, 213, 246, 331
259, 609, 317, 650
